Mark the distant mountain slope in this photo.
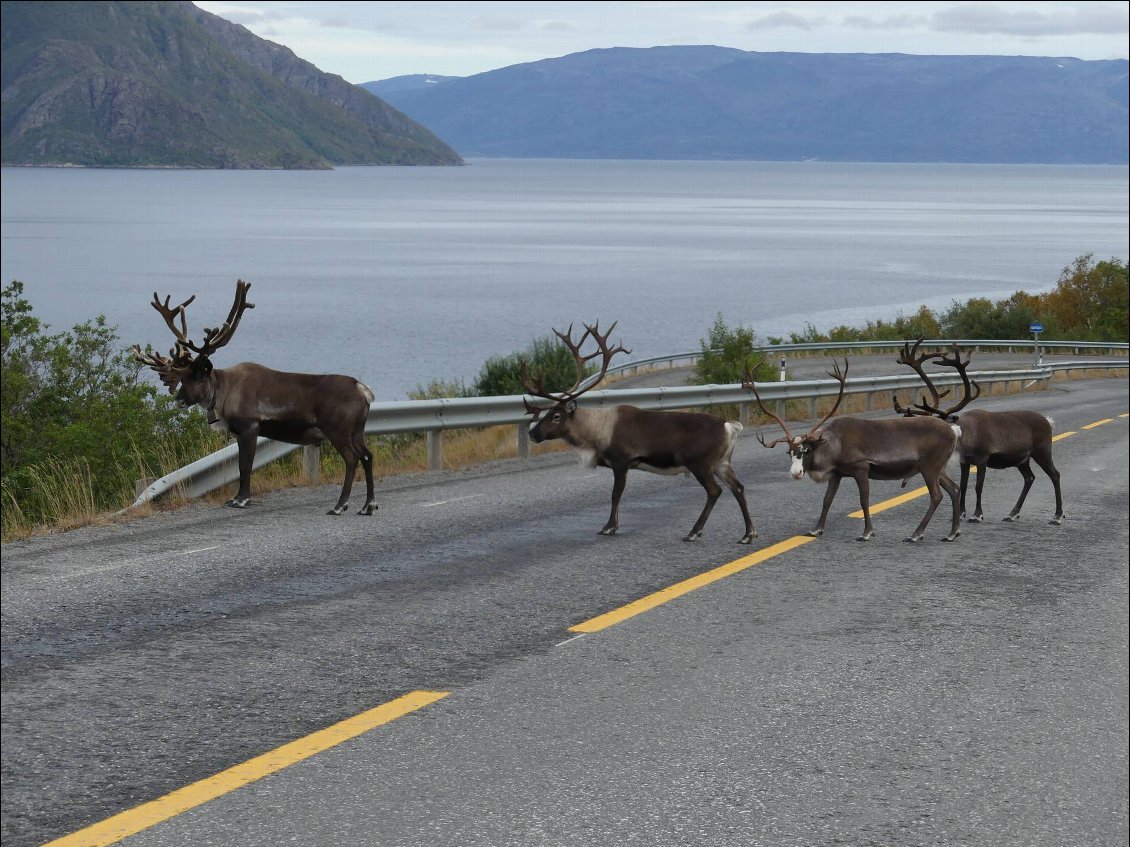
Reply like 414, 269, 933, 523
371, 47, 1128, 164
363, 75, 459, 98
0, 1, 463, 168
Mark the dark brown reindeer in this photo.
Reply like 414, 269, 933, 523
892, 338, 1064, 525
744, 359, 963, 542
523, 322, 757, 543
132, 280, 377, 515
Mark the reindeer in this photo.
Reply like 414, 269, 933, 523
744, 360, 962, 542
132, 280, 377, 515
892, 338, 1064, 525
522, 322, 756, 543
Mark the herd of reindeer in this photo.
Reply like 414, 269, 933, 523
133, 281, 1065, 542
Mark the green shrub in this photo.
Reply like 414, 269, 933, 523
694, 313, 776, 385
473, 334, 596, 396
1, 281, 215, 535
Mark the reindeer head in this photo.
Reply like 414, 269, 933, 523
743, 358, 848, 479
521, 321, 630, 444
132, 280, 254, 412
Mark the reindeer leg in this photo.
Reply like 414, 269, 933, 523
684, 468, 722, 542
719, 465, 756, 544
1001, 460, 1035, 523
228, 427, 258, 508
1031, 449, 1064, 525
810, 475, 842, 538
851, 472, 876, 541
906, 472, 945, 542
345, 431, 377, 517
958, 461, 976, 521
327, 438, 357, 516
599, 466, 627, 536
355, 434, 377, 516
964, 462, 989, 522
938, 472, 961, 542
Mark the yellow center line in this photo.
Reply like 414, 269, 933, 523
1082, 418, 1114, 429
1052, 431, 1077, 441
848, 486, 929, 518
569, 535, 818, 633
44, 690, 449, 847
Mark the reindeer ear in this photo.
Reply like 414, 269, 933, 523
193, 356, 213, 376
565, 400, 578, 414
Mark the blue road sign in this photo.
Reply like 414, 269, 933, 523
1029, 322, 1044, 333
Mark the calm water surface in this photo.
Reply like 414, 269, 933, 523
2, 159, 1127, 399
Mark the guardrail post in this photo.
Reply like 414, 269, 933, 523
303, 444, 320, 482
739, 402, 749, 427
427, 431, 443, 471
517, 423, 530, 459
808, 397, 817, 419
776, 399, 785, 420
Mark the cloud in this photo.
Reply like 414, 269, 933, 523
539, 20, 576, 33
932, 2, 1129, 37
842, 14, 927, 32
471, 14, 526, 32
745, 11, 823, 32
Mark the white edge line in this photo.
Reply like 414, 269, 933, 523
423, 494, 487, 508
555, 633, 588, 647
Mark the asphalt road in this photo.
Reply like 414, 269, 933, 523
2, 377, 1127, 847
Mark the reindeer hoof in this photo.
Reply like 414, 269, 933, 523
902, 535, 923, 543
805, 529, 824, 538
941, 532, 960, 542
1049, 515, 1064, 525
857, 532, 876, 542
357, 503, 377, 516
327, 505, 347, 516
225, 497, 249, 509
738, 532, 756, 544
683, 530, 703, 542
1001, 515, 1020, 523
598, 527, 617, 536
966, 515, 984, 523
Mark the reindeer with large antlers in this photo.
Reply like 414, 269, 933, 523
133, 280, 378, 515
892, 338, 1064, 525
744, 359, 963, 542
522, 322, 757, 543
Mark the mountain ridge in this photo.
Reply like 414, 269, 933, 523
363, 46, 1129, 164
1, 0, 463, 168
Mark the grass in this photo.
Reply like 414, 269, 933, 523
1, 364, 1124, 543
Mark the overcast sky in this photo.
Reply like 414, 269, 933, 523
194, 1, 1130, 84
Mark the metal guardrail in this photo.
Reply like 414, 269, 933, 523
128, 355, 1128, 510
588, 339, 1129, 385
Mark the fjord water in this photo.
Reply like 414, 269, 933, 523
2, 159, 1127, 400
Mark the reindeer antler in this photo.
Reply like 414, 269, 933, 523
131, 342, 193, 393
743, 357, 848, 448
145, 280, 255, 359
742, 357, 793, 448
185, 280, 255, 356
521, 321, 631, 411
892, 337, 950, 416
148, 293, 196, 348
930, 343, 982, 417
892, 338, 981, 418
